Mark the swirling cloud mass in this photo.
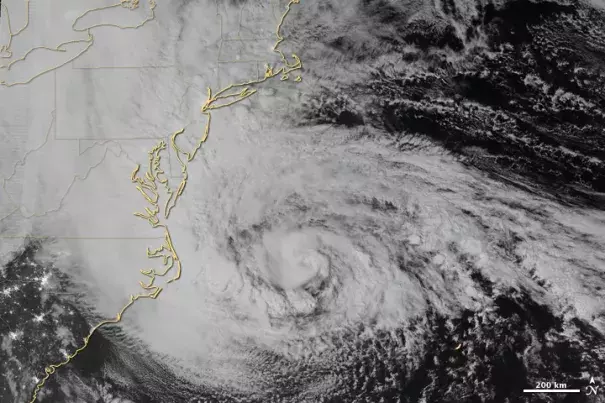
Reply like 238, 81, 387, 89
1, 0, 604, 402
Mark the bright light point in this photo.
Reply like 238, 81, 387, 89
40, 273, 51, 286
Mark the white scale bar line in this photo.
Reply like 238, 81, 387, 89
523, 389, 581, 393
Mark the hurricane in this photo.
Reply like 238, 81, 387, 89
1, 0, 604, 402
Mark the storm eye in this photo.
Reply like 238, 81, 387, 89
261, 230, 329, 290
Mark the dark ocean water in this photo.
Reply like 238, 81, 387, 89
302, 0, 605, 207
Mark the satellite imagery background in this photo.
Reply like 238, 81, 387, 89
0, 0, 604, 402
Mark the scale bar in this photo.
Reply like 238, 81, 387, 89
523, 389, 581, 393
